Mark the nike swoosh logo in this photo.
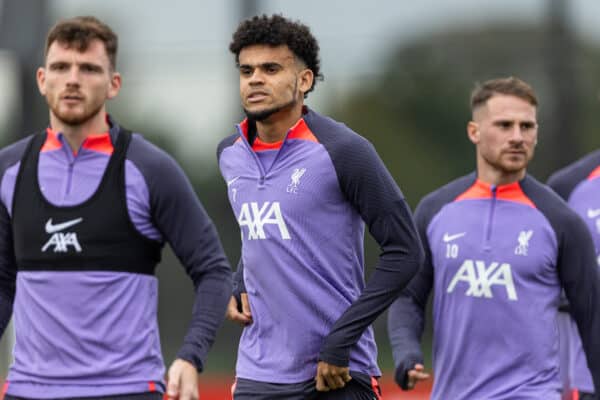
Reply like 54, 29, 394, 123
588, 208, 600, 219
227, 176, 240, 187
443, 232, 466, 242
45, 217, 83, 234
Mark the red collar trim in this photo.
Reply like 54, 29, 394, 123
238, 117, 319, 145
455, 179, 536, 208
252, 137, 282, 151
42, 128, 113, 155
588, 165, 600, 180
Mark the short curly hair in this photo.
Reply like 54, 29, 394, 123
229, 14, 323, 97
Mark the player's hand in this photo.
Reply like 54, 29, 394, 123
226, 294, 252, 326
405, 363, 430, 390
166, 358, 199, 400
315, 361, 352, 392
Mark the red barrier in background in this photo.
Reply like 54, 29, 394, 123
193, 374, 432, 400
1, 376, 433, 400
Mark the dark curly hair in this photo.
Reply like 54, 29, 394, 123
229, 14, 323, 97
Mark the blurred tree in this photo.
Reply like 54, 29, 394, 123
329, 24, 600, 209
0, 0, 48, 143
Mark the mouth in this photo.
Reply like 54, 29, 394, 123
504, 150, 527, 158
246, 92, 269, 103
61, 93, 84, 102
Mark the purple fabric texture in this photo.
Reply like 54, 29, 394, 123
218, 109, 423, 384
0, 120, 231, 398
389, 174, 600, 400
547, 150, 600, 394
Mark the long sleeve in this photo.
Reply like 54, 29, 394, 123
387, 196, 436, 389
556, 211, 600, 392
130, 138, 232, 372
232, 259, 245, 306
0, 201, 16, 338
318, 136, 424, 367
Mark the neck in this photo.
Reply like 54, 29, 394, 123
255, 103, 304, 143
477, 161, 526, 186
49, 109, 109, 152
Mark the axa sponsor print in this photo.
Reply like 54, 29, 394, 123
41, 217, 83, 252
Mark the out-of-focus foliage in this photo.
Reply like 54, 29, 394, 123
329, 24, 600, 209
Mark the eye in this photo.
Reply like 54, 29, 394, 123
520, 122, 535, 130
239, 67, 253, 76
80, 64, 102, 73
50, 63, 69, 71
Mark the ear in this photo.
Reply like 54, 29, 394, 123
36, 67, 46, 96
297, 68, 314, 96
107, 71, 122, 99
467, 121, 480, 145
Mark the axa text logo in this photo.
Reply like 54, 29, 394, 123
238, 202, 290, 240
447, 259, 517, 301
42, 217, 83, 253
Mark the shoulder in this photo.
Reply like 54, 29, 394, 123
126, 133, 183, 174
303, 108, 371, 154
546, 149, 600, 200
0, 135, 34, 175
415, 173, 477, 223
520, 175, 583, 233
217, 133, 240, 162
125, 133, 194, 198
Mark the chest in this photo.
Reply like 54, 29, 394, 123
220, 140, 347, 242
428, 199, 558, 300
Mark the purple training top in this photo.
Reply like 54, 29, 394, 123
388, 174, 600, 400
0, 117, 231, 398
217, 107, 423, 385
548, 150, 600, 394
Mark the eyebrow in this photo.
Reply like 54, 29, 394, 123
47, 60, 105, 71
238, 62, 283, 69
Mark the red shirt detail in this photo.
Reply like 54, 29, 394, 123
41, 128, 113, 155
455, 179, 536, 208
588, 165, 600, 180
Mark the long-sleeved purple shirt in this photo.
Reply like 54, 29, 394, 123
218, 108, 423, 384
547, 150, 600, 394
388, 174, 600, 400
0, 117, 231, 399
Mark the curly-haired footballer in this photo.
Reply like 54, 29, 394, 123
218, 14, 424, 400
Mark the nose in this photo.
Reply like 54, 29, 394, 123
508, 126, 525, 143
66, 66, 80, 87
248, 69, 264, 85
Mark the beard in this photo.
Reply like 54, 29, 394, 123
47, 97, 104, 126
243, 96, 297, 122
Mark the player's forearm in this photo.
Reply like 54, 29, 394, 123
318, 258, 421, 366
176, 270, 232, 372
232, 260, 245, 302
387, 295, 426, 389
0, 291, 13, 338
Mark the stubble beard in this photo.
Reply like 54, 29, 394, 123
243, 96, 297, 122
243, 79, 299, 122
49, 98, 104, 126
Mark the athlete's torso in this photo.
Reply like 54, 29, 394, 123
1, 123, 166, 398
422, 175, 563, 399
218, 110, 380, 383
